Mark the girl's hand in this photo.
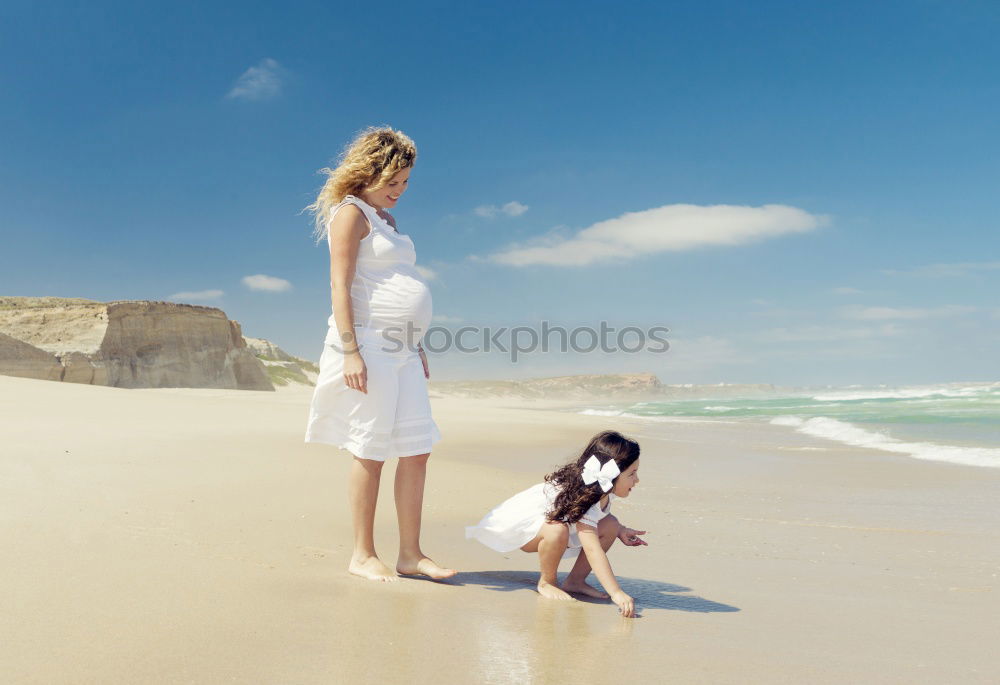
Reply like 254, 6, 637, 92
612, 590, 636, 618
418, 346, 429, 379
343, 351, 368, 393
618, 527, 648, 547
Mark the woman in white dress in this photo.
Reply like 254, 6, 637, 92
304, 127, 455, 582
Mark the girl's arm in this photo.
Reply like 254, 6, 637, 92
577, 523, 635, 617
328, 206, 368, 392
617, 525, 648, 546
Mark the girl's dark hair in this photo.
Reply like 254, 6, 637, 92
544, 430, 640, 524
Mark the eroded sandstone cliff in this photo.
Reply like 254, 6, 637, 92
0, 297, 273, 390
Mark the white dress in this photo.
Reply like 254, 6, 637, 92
304, 195, 441, 460
465, 482, 615, 560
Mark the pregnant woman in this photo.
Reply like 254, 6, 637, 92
304, 127, 455, 582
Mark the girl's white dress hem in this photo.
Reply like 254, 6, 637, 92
465, 482, 615, 560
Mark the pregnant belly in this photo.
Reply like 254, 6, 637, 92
365, 275, 433, 340
328, 274, 433, 354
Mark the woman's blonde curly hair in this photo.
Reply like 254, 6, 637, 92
304, 126, 417, 242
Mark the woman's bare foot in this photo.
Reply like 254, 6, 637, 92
537, 580, 576, 601
396, 556, 458, 580
560, 579, 610, 599
349, 555, 398, 582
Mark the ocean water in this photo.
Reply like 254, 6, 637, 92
580, 382, 1000, 469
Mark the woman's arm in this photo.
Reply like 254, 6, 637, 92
328, 205, 369, 392
577, 522, 635, 616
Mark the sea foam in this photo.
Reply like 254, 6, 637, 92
812, 383, 1000, 402
770, 415, 1000, 469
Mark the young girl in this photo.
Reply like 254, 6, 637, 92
466, 430, 647, 617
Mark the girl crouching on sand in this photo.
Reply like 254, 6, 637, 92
466, 430, 647, 617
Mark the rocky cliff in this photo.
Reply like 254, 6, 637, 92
0, 332, 63, 381
0, 297, 273, 390
244, 336, 319, 387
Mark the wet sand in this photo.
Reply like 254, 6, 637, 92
1, 375, 998, 683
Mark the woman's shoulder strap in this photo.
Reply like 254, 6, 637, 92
327, 195, 374, 241
334, 194, 374, 217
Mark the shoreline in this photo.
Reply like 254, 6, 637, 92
539, 389, 1000, 470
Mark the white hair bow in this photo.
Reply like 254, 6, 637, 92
581, 454, 620, 492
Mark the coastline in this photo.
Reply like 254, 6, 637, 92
2, 375, 998, 684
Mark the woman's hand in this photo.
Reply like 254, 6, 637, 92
418, 346, 429, 379
611, 590, 636, 618
618, 526, 648, 547
343, 351, 368, 393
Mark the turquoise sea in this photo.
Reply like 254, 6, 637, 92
580, 382, 1000, 469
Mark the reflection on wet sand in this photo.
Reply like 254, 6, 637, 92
452, 570, 739, 684
316, 567, 737, 684
471, 592, 610, 684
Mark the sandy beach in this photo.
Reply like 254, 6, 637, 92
2, 374, 998, 684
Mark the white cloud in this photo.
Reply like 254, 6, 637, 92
226, 58, 285, 101
168, 289, 224, 302
501, 201, 529, 217
416, 265, 437, 281
832, 287, 862, 295
474, 200, 530, 218
754, 323, 902, 343
242, 274, 292, 292
883, 261, 1000, 278
840, 305, 977, 320
749, 305, 811, 319
486, 203, 826, 267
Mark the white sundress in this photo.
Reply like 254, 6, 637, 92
465, 482, 616, 560
304, 195, 441, 460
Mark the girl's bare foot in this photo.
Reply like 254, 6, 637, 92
537, 580, 576, 601
349, 555, 398, 582
396, 556, 458, 580
560, 579, 610, 599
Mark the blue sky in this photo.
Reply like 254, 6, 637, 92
2, 0, 998, 385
